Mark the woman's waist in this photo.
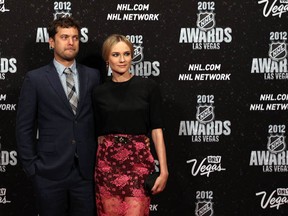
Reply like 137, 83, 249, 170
100, 134, 148, 143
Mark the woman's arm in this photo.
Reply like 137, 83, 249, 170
151, 128, 169, 195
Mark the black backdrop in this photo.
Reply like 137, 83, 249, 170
1, 0, 288, 215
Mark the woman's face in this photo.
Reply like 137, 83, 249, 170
108, 41, 132, 75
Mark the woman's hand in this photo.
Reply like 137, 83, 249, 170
151, 172, 168, 195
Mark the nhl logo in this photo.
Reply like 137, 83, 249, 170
0, 0, 10, 12
53, 11, 72, 20
195, 201, 214, 216
267, 135, 286, 154
197, 12, 215, 31
132, 44, 144, 64
196, 105, 215, 124
268, 42, 287, 62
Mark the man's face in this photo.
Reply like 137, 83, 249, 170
49, 26, 79, 64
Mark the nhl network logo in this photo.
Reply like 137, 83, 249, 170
249, 124, 288, 172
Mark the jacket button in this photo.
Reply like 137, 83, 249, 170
71, 139, 76, 144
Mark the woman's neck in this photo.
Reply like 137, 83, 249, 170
112, 72, 133, 82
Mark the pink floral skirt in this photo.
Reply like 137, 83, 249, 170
94, 134, 155, 216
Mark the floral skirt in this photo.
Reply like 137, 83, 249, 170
94, 134, 155, 216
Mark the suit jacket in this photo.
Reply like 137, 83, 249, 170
16, 61, 100, 180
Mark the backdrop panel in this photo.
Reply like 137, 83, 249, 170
0, 0, 288, 215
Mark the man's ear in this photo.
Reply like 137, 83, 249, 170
49, 38, 55, 49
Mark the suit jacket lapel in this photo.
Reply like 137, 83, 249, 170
45, 62, 73, 114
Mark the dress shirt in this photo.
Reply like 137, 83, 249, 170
53, 59, 79, 98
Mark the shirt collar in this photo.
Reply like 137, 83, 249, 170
53, 59, 77, 76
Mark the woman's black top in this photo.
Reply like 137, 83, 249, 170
92, 76, 163, 136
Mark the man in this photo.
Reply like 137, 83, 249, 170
16, 17, 100, 216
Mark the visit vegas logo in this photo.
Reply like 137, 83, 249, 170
258, 0, 288, 18
179, 1, 232, 50
256, 188, 288, 210
178, 95, 231, 143
249, 124, 288, 172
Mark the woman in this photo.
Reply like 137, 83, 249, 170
93, 34, 168, 216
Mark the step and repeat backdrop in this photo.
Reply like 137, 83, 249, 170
1, 0, 288, 215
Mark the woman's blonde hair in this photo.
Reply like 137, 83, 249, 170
102, 34, 134, 61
